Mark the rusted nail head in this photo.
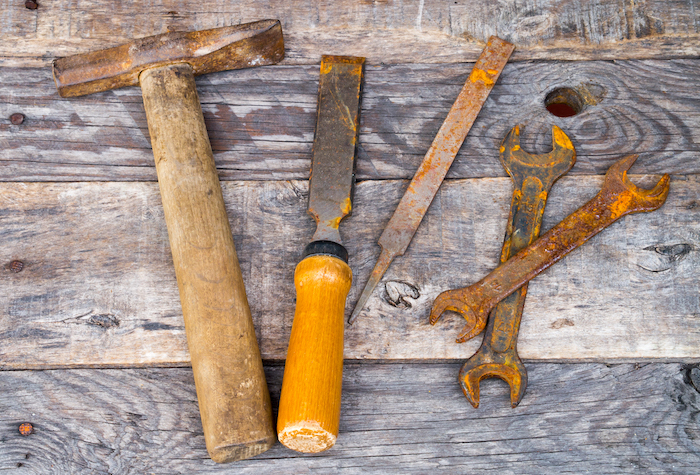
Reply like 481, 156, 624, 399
19, 423, 33, 436
10, 260, 24, 273
10, 113, 25, 125
24, 0, 38, 9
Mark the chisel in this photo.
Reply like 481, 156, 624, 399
277, 56, 365, 453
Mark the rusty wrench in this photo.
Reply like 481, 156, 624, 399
430, 155, 670, 343
459, 125, 575, 408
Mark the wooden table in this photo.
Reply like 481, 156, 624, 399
1, 1, 699, 473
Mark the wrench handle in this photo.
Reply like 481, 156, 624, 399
458, 123, 577, 407
472, 189, 633, 318
141, 64, 275, 463
278, 254, 352, 453
433, 155, 669, 345
487, 176, 548, 351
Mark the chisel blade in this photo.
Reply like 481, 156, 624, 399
349, 37, 514, 324
307, 56, 365, 246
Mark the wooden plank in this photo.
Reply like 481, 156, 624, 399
1, 0, 700, 67
0, 176, 697, 368
2, 59, 699, 182
0, 363, 698, 473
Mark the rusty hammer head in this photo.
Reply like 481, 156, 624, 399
53, 19, 284, 97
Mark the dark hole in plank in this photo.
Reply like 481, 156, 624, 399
545, 87, 584, 117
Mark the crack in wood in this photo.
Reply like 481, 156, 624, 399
51, 311, 120, 329
682, 363, 700, 394
636, 243, 695, 272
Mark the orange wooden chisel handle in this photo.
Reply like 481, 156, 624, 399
277, 254, 352, 453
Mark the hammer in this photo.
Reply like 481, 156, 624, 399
53, 20, 284, 463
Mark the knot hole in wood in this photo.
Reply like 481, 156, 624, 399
545, 84, 606, 118
383, 281, 420, 308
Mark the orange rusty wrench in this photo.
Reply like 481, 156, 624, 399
430, 155, 670, 344
458, 125, 575, 408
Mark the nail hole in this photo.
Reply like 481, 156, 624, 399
10, 113, 25, 125
9, 260, 24, 273
545, 87, 584, 117
18, 423, 33, 436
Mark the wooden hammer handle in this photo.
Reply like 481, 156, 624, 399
140, 63, 275, 463
277, 254, 352, 453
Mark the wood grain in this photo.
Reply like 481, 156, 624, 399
0, 176, 696, 367
1, 2, 698, 473
2, 59, 699, 181
0, 363, 698, 474
1, 0, 700, 67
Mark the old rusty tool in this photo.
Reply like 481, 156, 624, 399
53, 20, 284, 463
431, 155, 671, 343
277, 56, 364, 453
459, 125, 575, 409
348, 36, 514, 324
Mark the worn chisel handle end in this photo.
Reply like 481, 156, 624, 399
278, 252, 352, 453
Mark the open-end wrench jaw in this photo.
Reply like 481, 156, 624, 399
430, 125, 576, 343
501, 125, 576, 181
458, 348, 528, 408
604, 154, 671, 211
454, 125, 574, 408
431, 153, 671, 345
429, 290, 484, 342
432, 144, 670, 409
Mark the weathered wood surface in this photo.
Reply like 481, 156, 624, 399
2, 59, 699, 182
1, 1, 699, 472
0, 176, 696, 368
2, 0, 700, 67
0, 363, 698, 474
